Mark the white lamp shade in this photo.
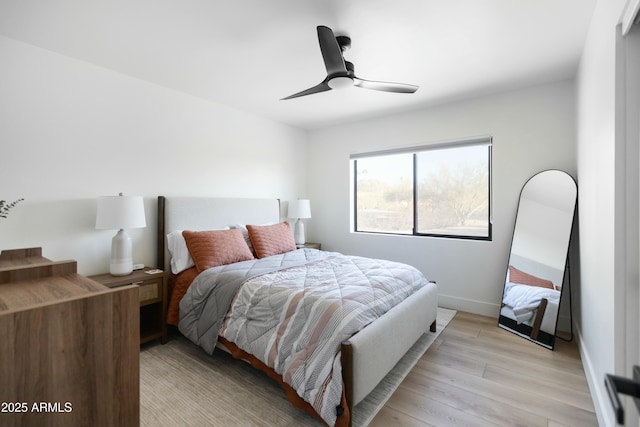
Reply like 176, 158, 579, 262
287, 199, 311, 219
96, 195, 146, 230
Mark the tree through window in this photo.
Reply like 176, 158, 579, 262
352, 137, 492, 240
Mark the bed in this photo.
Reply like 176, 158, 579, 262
156, 196, 438, 427
498, 264, 561, 346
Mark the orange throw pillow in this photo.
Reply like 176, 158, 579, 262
246, 222, 297, 258
182, 229, 254, 272
508, 265, 554, 289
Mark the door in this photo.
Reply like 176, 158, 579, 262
619, 6, 640, 425
606, 6, 640, 425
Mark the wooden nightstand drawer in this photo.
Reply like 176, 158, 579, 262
138, 278, 161, 305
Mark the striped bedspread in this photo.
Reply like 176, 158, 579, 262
217, 249, 428, 426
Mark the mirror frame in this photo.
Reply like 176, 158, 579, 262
498, 169, 577, 349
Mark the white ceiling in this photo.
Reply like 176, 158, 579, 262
0, 0, 596, 130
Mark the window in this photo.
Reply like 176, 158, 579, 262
352, 137, 492, 240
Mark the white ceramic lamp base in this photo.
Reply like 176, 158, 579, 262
110, 229, 133, 276
294, 219, 306, 245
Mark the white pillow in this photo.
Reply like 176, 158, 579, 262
232, 224, 254, 254
232, 223, 274, 255
167, 228, 229, 274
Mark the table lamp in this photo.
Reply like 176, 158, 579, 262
96, 193, 146, 276
287, 199, 311, 245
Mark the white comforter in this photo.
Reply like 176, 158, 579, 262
502, 281, 560, 323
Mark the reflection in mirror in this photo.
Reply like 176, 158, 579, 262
498, 170, 577, 349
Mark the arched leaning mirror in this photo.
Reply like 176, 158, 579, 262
498, 170, 577, 349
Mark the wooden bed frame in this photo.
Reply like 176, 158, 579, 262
499, 298, 555, 348
156, 196, 438, 426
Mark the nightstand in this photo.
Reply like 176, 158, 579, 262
297, 242, 321, 250
90, 267, 167, 344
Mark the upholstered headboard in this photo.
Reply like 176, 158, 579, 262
156, 196, 281, 272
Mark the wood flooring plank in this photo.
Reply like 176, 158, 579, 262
368, 405, 434, 427
452, 310, 498, 326
399, 365, 548, 427
437, 333, 586, 377
414, 357, 597, 427
434, 338, 589, 391
483, 364, 594, 411
415, 346, 486, 377
375, 310, 598, 427
383, 386, 507, 427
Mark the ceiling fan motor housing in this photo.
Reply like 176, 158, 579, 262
328, 61, 355, 89
336, 35, 351, 52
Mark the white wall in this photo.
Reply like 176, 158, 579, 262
306, 80, 576, 317
575, 0, 629, 425
0, 35, 307, 275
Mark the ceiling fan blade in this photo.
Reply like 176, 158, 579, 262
354, 77, 418, 94
281, 80, 331, 100
281, 26, 416, 100
317, 25, 347, 75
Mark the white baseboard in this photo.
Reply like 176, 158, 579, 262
437, 294, 500, 318
439, 294, 574, 333
575, 322, 612, 427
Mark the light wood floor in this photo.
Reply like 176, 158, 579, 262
370, 311, 598, 427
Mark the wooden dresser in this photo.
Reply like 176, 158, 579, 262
0, 248, 140, 427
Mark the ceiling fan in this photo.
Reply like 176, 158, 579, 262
281, 25, 418, 100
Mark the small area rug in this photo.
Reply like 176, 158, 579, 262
140, 307, 456, 427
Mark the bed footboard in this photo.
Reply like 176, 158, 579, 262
341, 282, 438, 417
